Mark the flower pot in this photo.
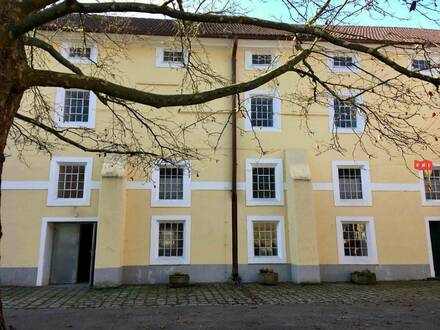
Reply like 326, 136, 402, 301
169, 274, 190, 288
259, 272, 278, 285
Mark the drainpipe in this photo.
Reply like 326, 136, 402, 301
231, 38, 239, 283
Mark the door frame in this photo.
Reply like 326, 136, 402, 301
36, 217, 97, 286
424, 216, 440, 278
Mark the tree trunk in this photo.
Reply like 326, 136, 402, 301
0, 6, 28, 325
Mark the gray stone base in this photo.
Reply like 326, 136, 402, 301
0, 267, 37, 286
94, 267, 123, 287
320, 264, 431, 282
291, 265, 321, 283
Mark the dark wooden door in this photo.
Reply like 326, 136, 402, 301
429, 221, 440, 277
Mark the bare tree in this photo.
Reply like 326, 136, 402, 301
1, 0, 440, 327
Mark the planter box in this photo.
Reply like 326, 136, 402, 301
351, 270, 376, 285
169, 274, 190, 288
259, 272, 278, 285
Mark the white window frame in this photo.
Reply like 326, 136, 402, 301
151, 160, 191, 207
332, 160, 372, 206
150, 215, 191, 265
155, 47, 189, 68
61, 42, 98, 64
420, 164, 440, 206
245, 49, 279, 71
328, 91, 365, 134
55, 88, 97, 128
47, 156, 93, 206
244, 90, 281, 132
408, 56, 438, 76
328, 53, 360, 73
246, 158, 284, 206
336, 216, 378, 265
247, 216, 286, 264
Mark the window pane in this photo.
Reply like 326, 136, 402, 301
342, 223, 368, 257
158, 222, 184, 257
425, 169, 440, 200
252, 54, 272, 65
69, 47, 91, 59
412, 59, 430, 72
63, 89, 90, 123
159, 167, 184, 200
253, 222, 278, 256
338, 168, 363, 199
250, 96, 274, 128
252, 167, 276, 199
57, 164, 86, 199
334, 98, 357, 129
333, 56, 354, 67
163, 50, 184, 63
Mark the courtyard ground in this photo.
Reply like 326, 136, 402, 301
2, 281, 440, 329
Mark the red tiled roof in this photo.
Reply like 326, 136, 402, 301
44, 15, 440, 44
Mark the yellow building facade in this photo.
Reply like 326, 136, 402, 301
1, 17, 440, 286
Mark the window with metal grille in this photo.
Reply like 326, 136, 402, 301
253, 222, 278, 257
252, 54, 272, 65
412, 59, 430, 72
158, 222, 184, 257
159, 167, 184, 200
333, 56, 355, 68
342, 223, 368, 257
69, 47, 91, 59
63, 90, 90, 123
252, 167, 276, 199
250, 96, 274, 128
163, 50, 184, 63
338, 168, 363, 199
425, 168, 440, 200
57, 164, 85, 199
334, 98, 357, 129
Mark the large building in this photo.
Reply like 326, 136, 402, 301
1, 16, 440, 286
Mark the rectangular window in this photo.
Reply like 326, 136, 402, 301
158, 222, 184, 257
253, 222, 278, 257
424, 168, 440, 201
63, 90, 90, 123
250, 96, 274, 128
150, 215, 191, 265
333, 56, 355, 68
336, 217, 377, 264
342, 223, 368, 257
247, 216, 286, 263
163, 50, 184, 63
334, 98, 357, 129
252, 167, 276, 199
338, 168, 363, 200
246, 159, 284, 206
47, 157, 93, 206
69, 47, 91, 59
332, 161, 372, 206
159, 167, 184, 200
412, 59, 430, 72
252, 54, 272, 65
57, 164, 85, 199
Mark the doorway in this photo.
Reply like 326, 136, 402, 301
49, 223, 96, 284
428, 221, 440, 278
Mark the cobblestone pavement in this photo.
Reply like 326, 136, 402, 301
1, 281, 440, 310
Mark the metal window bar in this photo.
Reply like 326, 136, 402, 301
342, 223, 368, 257
253, 222, 278, 257
69, 47, 91, 59
412, 59, 430, 72
252, 167, 276, 199
63, 90, 90, 123
159, 167, 184, 200
334, 98, 357, 128
251, 54, 272, 65
338, 168, 363, 199
158, 222, 184, 257
250, 96, 274, 128
57, 164, 85, 199
425, 169, 440, 200
163, 51, 184, 63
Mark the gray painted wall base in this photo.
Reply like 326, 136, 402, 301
94, 267, 123, 287
0, 267, 38, 286
291, 265, 321, 283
